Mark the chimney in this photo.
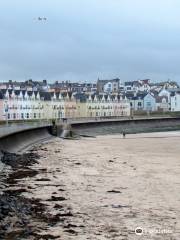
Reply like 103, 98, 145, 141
43, 79, 47, 85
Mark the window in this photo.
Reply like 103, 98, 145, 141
21, 113, 24, 119
8, 113, 10, 119
138, 102, 142, 106
27, 113, 29, 119
58, 111, 63, 118
34, 113, 36, 119
13, 113, 16, 119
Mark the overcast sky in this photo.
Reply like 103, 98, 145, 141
0, 0, 180, 83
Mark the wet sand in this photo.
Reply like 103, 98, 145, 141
1, 131, 180, 239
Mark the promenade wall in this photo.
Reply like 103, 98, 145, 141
0, 126, 51, 153
0, 117, 180, 153
71, 117, 180, 136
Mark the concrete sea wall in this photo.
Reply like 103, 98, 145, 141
0, 126, 52, 153
1, 117, 180, 153
71, 117, 180, 136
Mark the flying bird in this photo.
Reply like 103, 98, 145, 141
34, 17, 47, 21
38, 17, 47, 21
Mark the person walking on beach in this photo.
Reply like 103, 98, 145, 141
122, 131, 126, 138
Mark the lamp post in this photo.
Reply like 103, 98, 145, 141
5, 100, 9, 125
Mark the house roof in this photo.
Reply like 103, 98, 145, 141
123, 91, 148, 100
124, 81, 133, 86
170, 91, 180, 97
132, 81, 142, 87
74, 93, 87, 102
140, 79, 150, 84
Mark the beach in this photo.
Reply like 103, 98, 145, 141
1, 131, 180, 239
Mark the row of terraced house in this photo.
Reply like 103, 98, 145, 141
0, 89, 130, 121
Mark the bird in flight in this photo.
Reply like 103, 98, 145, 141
38, 17, 47, 21
34, 17, 47, 21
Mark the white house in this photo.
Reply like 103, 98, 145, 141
138, 79, 151, 92
2, 90, 46, 121
170, 92, 180, 111
155, 96, 169, 112
104, 82, 113, 93
158, 88, 171, 102
124, 79, 151, 93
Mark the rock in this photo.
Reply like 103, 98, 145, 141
109, 160, 114, 163
36, 178, 51, 182
0, 151, 39, 169
0, 149, 50, 239
7, 169, 38, 184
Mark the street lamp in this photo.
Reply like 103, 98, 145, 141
5, 100, 9, 125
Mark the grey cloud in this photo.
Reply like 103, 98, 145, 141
0, 0, 180, 82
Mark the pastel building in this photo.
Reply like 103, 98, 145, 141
143, 93, 157, 111
49, 92, 65, 119
86, 94, 130, 118
1, 90, 45, 120
0, 90, 131, 121
64, 93, 78, 118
